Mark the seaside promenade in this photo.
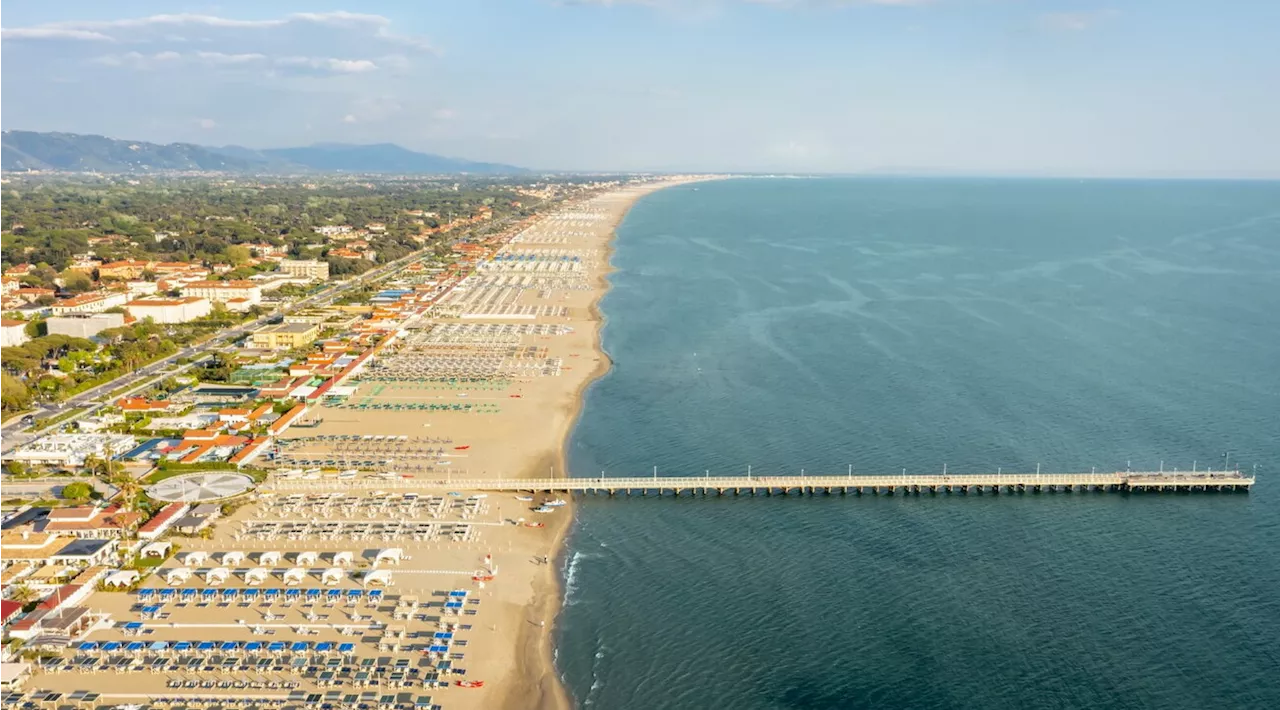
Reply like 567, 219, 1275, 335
264, 469, 1255, 495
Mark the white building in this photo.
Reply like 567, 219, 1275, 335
279, 259, 330, 281
124, 280, 159, 298
180, 280, 262, 307
10, 434, 137, 468
1, 319, 29, 347
48, 291, 128, 316
46, 313, 126, 339
125, 297, 212, 324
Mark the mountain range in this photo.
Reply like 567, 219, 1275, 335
0, 130, 526, 174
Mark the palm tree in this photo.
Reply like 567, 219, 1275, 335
110, 470, 141, 514
9, 583, 37, 605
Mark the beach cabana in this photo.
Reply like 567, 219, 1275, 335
332, 551, 355, 567
103, 570, 140, 589
259, 550, 282, 567
282, 567, 307, 586
221, 551, 246, 566
321, 568, 344, 586
244, 567, 269, 586
181, 551, 208, 567
165, 568, 192, 586
205, 567, 230, 586
296, 551, 319, 567
373, 548, 404, 566
140, 541, 172, 559
362, 569, 393, 587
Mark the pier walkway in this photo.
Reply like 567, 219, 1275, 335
264, 470, 1254, 495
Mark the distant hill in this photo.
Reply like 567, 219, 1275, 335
1, 130, 527, 174
1, 130, 255, 172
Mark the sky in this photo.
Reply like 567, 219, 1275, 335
2, 1, 1278, 176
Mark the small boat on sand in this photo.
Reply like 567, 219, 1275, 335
515, 495, 533, 501
544, 499, 567, 507
456, 680, 485, 688
524, 522, 545, 528
455, 445, 471, 450
533, 506, 554, 513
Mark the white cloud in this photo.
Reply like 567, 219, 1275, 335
433, 108, 459, 120
195, 51, 266, 65
1040, 10, 1117, 32
1, 27, 113, 41
342, 114, 359, 124
5, 11, 436, 53
276, 57, 379, 74
197, 118, 217, 129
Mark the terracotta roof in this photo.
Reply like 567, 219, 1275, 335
0, 599, 22, 625
137, 502, 187, 535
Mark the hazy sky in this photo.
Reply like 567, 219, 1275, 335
2, 1, 1278, 176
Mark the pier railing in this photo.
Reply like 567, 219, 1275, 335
263, 470, 1254, 494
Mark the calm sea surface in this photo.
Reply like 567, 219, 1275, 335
557, 178, 1280, 710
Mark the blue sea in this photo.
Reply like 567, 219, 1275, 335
557, 178, 1280, 710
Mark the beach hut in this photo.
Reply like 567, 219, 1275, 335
205, 567, 231, 586
362, 569, 393, 587
332, 551, 355, 567
140, 541, 172, 559
182, 551, 208, 567
259, 550, 282, 567
296, 551, 319, 567
321, 568, 345, 586
244, 567, 269, 586
283, 567, 307, 586
165, 568, 192, 586
373, 548, 404, 566
103, 570, 140, 589
221, 551, 246, 566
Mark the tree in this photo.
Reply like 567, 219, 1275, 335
61, 270, 94, 293
62, 481, 93, 501
1, 373, 35, 412
5, 460, 27, 477
8, 583, 37, 605
225, 245, 251, 265
109, 469, 141, 515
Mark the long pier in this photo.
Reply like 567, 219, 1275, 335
265, 470, 1255, 495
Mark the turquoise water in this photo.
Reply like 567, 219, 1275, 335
557, 178, 1280, 709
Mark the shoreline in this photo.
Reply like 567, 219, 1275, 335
512, 177, 720, 710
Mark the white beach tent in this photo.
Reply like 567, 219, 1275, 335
103, 570, 140, 589
373, 548, 404, 566
332, 551, 355, 567
282, 567, 307, 586
321, 568, 345, 586
182, 551, 208, 567
140, 541, 172, 558
165, 567, 192, 586
258, 550, 282, 567
296, 551, 319, 567
205, 567, 231, 586
244, 567, 269, 586
362, 569, 394, 587
221, 551, 246, 567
